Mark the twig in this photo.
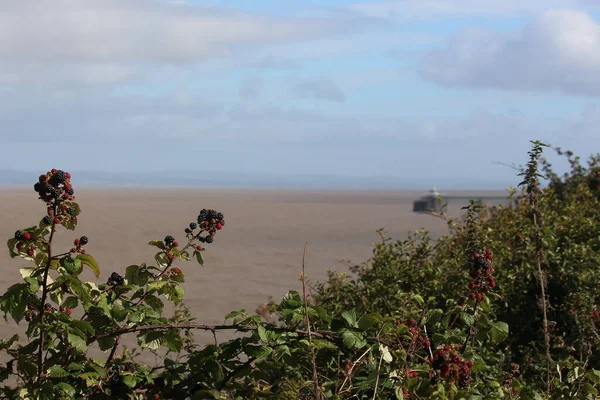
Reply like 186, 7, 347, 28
37, 203, 57, 382
338, 347, 372, 394
461, 299, 479, 353
301, 242, 321, 400
372, 351, 384, 400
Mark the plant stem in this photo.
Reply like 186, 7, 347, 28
461, 299, 479, 353
301, 242, 321, 400
36, 204, 57, 383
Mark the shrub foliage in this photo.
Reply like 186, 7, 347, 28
1, 142, 600, 399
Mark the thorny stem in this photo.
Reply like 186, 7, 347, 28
301, 242, 321, 400
461, 299, 479, 353
104, 229, 207, 369
37, 203, 58, 383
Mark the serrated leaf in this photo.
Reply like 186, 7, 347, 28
358, 313, 380, 330
246, 344, 272, 358
195, 250, 204, 266
342, 310, 358, 328
7, 238, 18, 258
342, 330, 367, 349
257, 325, 269, 343
489, 321, 509, 343
34, 252, 48, 268
48, 365, 69, 378
54, 382, 75, 397
427, 309, 444, 326
149, 240, 166, 250
122, 375, 140, 388
68, 333, 87, 352
144, 294, 164, 313
76, 254, 100, 278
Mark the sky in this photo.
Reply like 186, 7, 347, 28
1, 0, 600, 188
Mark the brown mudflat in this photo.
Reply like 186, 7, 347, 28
0, 187, 507, 362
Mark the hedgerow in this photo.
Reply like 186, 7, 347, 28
1, 141, 599, 399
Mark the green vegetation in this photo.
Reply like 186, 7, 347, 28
1, 142, 600, 399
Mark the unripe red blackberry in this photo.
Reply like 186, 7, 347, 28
80, 249, 86, 254
27, 249, 34, 257
216, 223, 223, 230
185, 228, 191, 234
172, 241, 178, 248
16, 243, 24, 251
167, 252, 174, 260
23, 232, 31, 240
53, 217, 60, 224
79, 236, 88, 245
39, 175, 47, 183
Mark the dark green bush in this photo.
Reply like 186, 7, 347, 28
1, 142, 600, 399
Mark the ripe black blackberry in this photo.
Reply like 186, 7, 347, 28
474, 257, 490, 270
14, 231, 24, 240
54, 170, 66, 183
189, 222, 197, 230
80, 236, 89, 245
34, 182, 42, 193
458, 374, 470, 388
67, 188, 74, 196
198, 209, 209, 222
216, 212, 223, 220
208, 209, 218, 220
66, 207, 74, 215
205, 236, 214, 244
108, 272, 125, 286
43, 216, 52, 225
432, 355, 445, 369
164, 235, 174, 245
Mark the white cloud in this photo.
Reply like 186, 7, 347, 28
349, 0, 594, 19
419, 10, 600, 96
0, 0, 340, 64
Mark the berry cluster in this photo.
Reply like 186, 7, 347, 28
503, 362, 520, 388
468, 249, 496, 302
24, 304, 38, 322
403, 318, 431, 350
71, 235, 89, 254
107, 272, 125, 287
14, 230, 36, 257
188, 208, 225, 244
430, 344, 474, 388
33, 169, 77, 227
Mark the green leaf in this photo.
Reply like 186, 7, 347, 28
257, 325, 269, 343
195, 250, 204, 266
76, 254, 100, 278
246, 344, 272, 358
427, 309, 444, 326
413, 294, 425, 306
7, 238, 19, 258
34, 252, 48, 268
61, 257, 82, 275
358, 313, 381, 330
68, 333, 87, 352
149, 240, 166, 250
489, 321, 509, 343
62, 296, 79, 309
586, 369, 600, 384
123, 375, 140, 388
461, 312, 475, 327
341, 330, 367, 349
155, 252, 169, 267
144, 294, 164, 313
164, 330, 184, 352
70, 320, 95, 336
54, 383, 75, 397
48, 366, 69, 378
342, 310, 358, 328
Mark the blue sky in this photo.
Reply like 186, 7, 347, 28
1, 0, 600, 188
